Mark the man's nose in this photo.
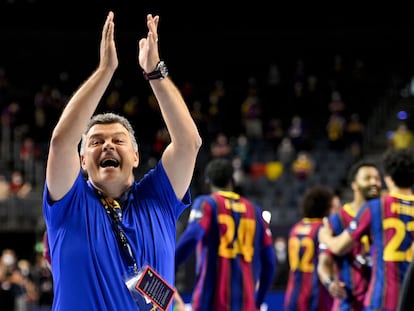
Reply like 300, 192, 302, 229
103, 141, 115, 150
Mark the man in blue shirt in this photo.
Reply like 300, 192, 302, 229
43, 11, 201, 311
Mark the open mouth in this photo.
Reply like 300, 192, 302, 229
100, 159, 120, 168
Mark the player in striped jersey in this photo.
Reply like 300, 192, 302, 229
284, 185, 336, 311
317, 160, 381, 311
175, 158, 276, 311
319, 148, 414, 311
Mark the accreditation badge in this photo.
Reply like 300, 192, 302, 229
125, 265, 175, 311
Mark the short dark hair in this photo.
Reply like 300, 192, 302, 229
383, 148, 414, 188
80, 112, 138, 155
301, 185, 334, 218
347, 160, 379, 185
205, 158, 234, 188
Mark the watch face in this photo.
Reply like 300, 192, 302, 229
158, 61, 168, 77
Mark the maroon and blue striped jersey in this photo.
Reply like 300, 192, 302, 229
285, 218, 333, 311
175, 191, 276, 311
324, 203, 370, 311
347, 193, 414, 310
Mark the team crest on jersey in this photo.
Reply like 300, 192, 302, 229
349, 220, 357, 230
189, 209, 204, 222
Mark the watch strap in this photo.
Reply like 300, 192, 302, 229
143, 61, 168, 80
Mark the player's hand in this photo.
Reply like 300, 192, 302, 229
327, 279, 347, 300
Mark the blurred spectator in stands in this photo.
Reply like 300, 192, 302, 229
0, 248, 38, 311
265, 117, 284, 153
388, 121, 414, 150
19, 136, 41, 185
104, 79, 123, 112
16, 258, 38, 311
291, 81, 306, 116
292, 150, 314, 182
328, 90, 346, 117
34, 84, 52, 110
210, 132, 232, 159
306, 75, 322, 107
232, 155, 248, 194
151, 126, 170, 160
9, 170, 32, 199
326, 112, 346, 151
122, 96, 139, 121
0, 174, 10, 201
287, 115, 309, 152
180, 80, 195, 104
277, 136, 296, 168
0, 249, 17, 311
190, 100, 208, 138
241, 77, 263, 142
33, 84, 53, 141
1, 101, 21, 164
141, 93, 164, 145
33, 85, 65, 144
31, 246, 53, 311
0, 263, 15, 310
272, 236, 289, 291
206, 79, 226, 139
345, 112, 364, 156
233, 133, 252, 172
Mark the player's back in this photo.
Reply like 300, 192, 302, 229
358, 193, 414, 310
192, 191, 272, 311
285, 218, 332, 311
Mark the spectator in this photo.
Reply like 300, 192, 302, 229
0, 174, 10, 201
292, 150, 314, 182
287, 115, 309, 152
9, 170, 32, 199
210, 132, 232, 159
388, 121, 414, 150
272, 236, 289, 291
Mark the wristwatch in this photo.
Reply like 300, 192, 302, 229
143, 61, 168, 80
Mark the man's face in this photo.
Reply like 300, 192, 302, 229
81, 123, 139, 187
354, 166, 381, 200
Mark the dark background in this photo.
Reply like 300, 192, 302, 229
1, 1, 414, 92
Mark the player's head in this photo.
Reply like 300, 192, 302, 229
301, 185, 334, 218
205, 158, 234, 189
347, 160, 381, 200
383, 148, 414, 188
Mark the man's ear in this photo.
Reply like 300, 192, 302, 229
80, 155, 86, 170
133, 151, 139, 168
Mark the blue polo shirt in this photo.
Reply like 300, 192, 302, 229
43, 161, 190, 311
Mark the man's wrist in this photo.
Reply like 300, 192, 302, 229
143, 60, 168, 80
324, 276, 334, 289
